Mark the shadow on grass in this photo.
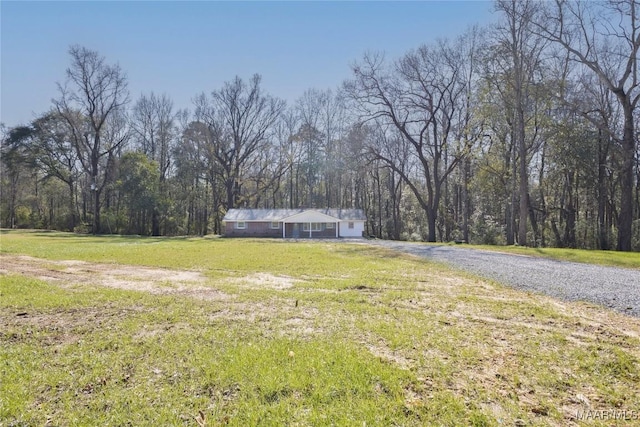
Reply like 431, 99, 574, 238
333, 244, 409, 260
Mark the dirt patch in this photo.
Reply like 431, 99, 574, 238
363, 334, 414, 370
1, 305, 146, 347
206, 300, 322, 337
0, 254, 229, 301
227, 272, 302, 290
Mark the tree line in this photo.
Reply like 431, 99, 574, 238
2, 0, 639, 250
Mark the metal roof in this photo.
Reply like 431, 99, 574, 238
223, 208, 366, 222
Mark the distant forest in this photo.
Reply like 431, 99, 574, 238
2, 0, 639, 250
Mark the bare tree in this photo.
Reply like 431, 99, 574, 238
366, 121, 409, 239
132, 93, 174, 180
346, 34, 478, 242
196, 74, 285, 210
294, 89, 328, 207
533, 0, 640, 251
132, 92, 175, 235
493, 0, 546, 246
318, 89, 348, 208
54, 45, 129, 234
272, 110, 301, 208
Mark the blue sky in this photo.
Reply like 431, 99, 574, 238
1, 1, 495, 128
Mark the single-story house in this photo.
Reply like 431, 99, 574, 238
222, 208, 366, 238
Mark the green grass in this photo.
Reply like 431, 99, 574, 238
459, 243, 640, 269
2, 230, 640, 426
0, 230, 384, 277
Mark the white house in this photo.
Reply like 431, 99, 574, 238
222, 209, 366, 238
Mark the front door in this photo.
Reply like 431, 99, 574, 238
292, 223, 300, 238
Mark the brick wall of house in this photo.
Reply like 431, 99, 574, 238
224, 221, 282, 237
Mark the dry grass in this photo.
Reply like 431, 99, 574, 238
1, 232, 639, 426
0, 254, 228, 300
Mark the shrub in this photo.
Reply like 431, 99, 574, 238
14, 205, 32, 228
470, 212, 505, 245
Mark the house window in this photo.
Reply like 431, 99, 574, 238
270, 222, 280, 229
235, 221, 246, 229
348, 222, 354, 229
303, 223, 322, 232
326, 222, 334, 229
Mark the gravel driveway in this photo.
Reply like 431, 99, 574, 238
366, 240, 640, 317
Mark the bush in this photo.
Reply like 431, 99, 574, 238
73, 223, 90, 234
14, 206, 32, 228
470, 212, 505, 245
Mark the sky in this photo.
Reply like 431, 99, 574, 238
1, 1, 495, 129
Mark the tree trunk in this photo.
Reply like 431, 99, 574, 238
225, 177, 235, 210
375, 168, 382, 238
597, 129, 610, 250
427, 207, 437, 242
68, 180, 77, 231
527, 193, 539, 247
391, 172, 402, 240
93, 186, 100, 235
462, 159, 470, 243
91, 142, 100, 235
9, 171, 19, 228
152, 208, 160, 236
616, 107, 635, 251
563, 171, 577, 248
517, 103, 529, 246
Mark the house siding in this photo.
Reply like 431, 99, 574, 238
339, 221, 365, 238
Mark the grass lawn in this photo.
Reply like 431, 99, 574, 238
457, 244, 640, 270
1, 230, 639, 426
